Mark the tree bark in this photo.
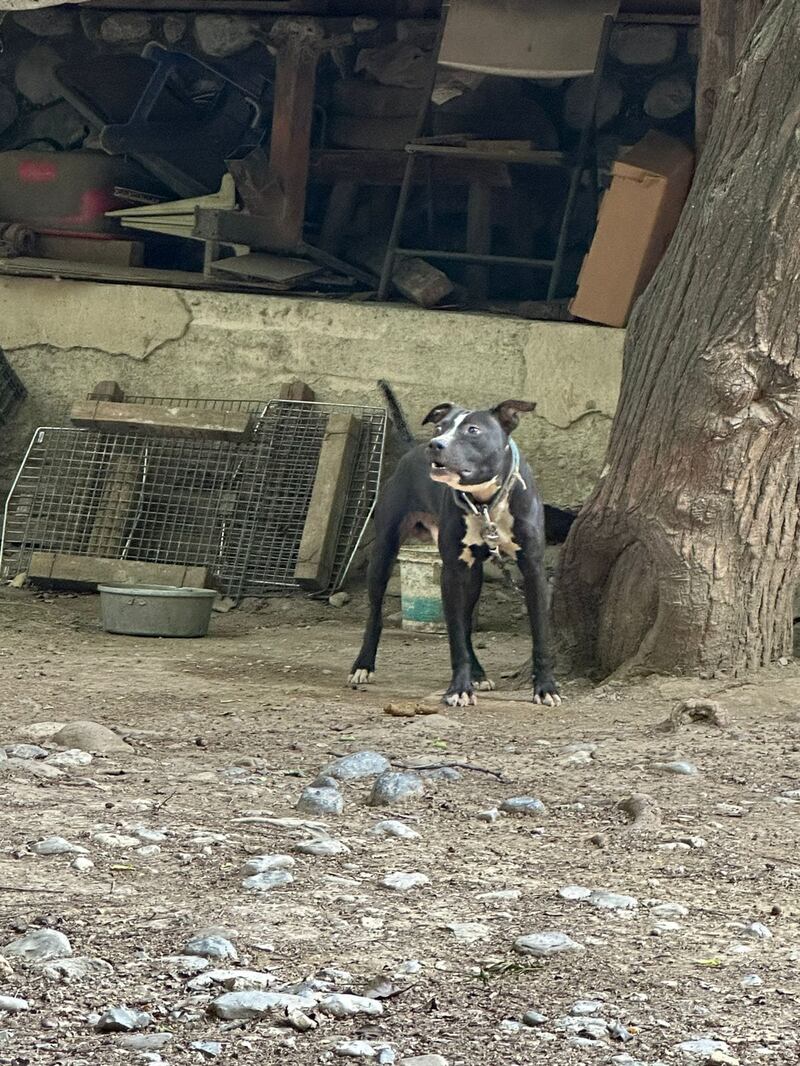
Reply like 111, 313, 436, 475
695, 0, 766, 155
554, 0, 800, 681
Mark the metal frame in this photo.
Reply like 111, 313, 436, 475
378, 13, 615, 304
1, 399, 386, 597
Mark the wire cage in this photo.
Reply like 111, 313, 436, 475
1, 398, 386, 597
0, 349, 26, 427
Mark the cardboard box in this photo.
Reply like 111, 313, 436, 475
570, 131, 694, 328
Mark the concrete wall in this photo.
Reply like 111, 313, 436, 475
0, 276, 624, 504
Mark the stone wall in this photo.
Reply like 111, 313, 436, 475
0, 276, 624, 505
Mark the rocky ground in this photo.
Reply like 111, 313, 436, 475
0, 583, 799, 1066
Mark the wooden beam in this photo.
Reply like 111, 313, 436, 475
29, 552, 208, 590
70, 401, 252, 440
309, 149, 511, 188
278, 380, 317, 401
295, 412, 360, 590
695, 0, 765, 154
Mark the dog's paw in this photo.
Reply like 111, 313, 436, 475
349, 669, 374, 686
533, 681, 561, 708
443, 689, 477, 708
473, 679, 496, 692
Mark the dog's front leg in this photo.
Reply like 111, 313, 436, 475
441, 556, 481, 707
518, 542, 561, 707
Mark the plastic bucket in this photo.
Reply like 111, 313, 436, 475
98, 585, 216, 638
398, 542, 445, 633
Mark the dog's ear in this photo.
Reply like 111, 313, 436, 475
492, 399, 536, 433
422, 402, 455, 427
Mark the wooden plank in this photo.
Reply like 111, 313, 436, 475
278, 381, 316, 401
211, 252, 320, 284
70, 400, 252, 440
319, 181, 359, 254
295, 412, 360, 591
346, 238, 453, 308
86, 453, 140, 558
309, 149, 511, 188
36, 235, 144, 268
465, 180, 492, 305
29, 552, 208, 590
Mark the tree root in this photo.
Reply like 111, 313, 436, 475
617, 792, 661, 833
659, 697, 730, 732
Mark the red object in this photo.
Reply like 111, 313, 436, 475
18, 159, 58, 184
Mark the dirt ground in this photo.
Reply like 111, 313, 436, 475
0, 580, 799, 1066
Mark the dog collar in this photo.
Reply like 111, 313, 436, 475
453, 438, 526, 525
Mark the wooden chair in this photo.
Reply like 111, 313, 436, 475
378, 0, 619, 304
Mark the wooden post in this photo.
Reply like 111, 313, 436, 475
695, 0, 766, 155
465, 180, 492, 305
295, 413, 360, 591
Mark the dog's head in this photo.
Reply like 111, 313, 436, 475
422, 399, 536, 493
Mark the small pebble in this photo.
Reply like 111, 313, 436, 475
336, 1040, 378, 1058
653, 761, 699, 776
3, 929, 71, 962
368, 772, 425, 807
319, 993, 383, 1019
295, 838, 350, 857
297, 786, 344, 816
381, 872, 430, 892
96, 1007, 152, 1033
368, 820, 420, 840
0, 997, 29, 1013
476, 808, 501, 823
500, 796, 547, 817
31, 836, 88, 856
242, 869, 294, 892
241, 855, 295, 876
522, 1010, 547, 1026
514, 931, 584, 957
184, 936, 238, 962
320, 752, 390, 781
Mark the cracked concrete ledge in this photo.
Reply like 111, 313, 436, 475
0, 277, 624, 502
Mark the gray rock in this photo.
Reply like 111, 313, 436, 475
209, 990, 315, 1020
329, 591, 351, 608
187, 968, 274, 992
378, 1047, 396, 1064
321, 751, 390, 781
559, 885, 592, 901
41, 956, 113, 981
184, 935, 238, 962
52, 721, 133, 754
420, 767, 461, 782
99, 13, 152, 44
368, 820, 421, 840
92, 832, 141, 849
0, 86, 18, 138
242, 869, 294, 892
645, 75, 694, 119
118, 1032, 173, 1051
650, 901, 689, 918
653, 761, 698, 776
588, 890, 638, 911
191, 1042, 223, 1059
286, 1008, 318, 1032
741, 973, 763, 988
609, 1021, 633, 1042
136, 845, 161, 859
45, 749, 93, 768
319, 993, 383, 1019
31, 836, 88, 856
194, 14, 255, 57
10, 99, 87, 152
241, 854, 295, 876
163, 15, 186, 44
514, 932, 584, 958
14, 7, 75, 36
4, 758, 63, 779
15, 45, 63, 105
674, 1039, 731, 1059
3, 928, 72, 962
571, 1000, 604, 1016
134, 828, 167, 844
96, 1007, 152, 1032
336, 1040, 378, 1058
739, 921, 772, 940
295, 838, 350, 857
399, 1057, 449, 1066
500, 796, 547, 817
445, 922, 490, 943
498, 1019, 521, 1033
476, 808, 501, 823
71, 856, 94, 872
4, 744, 47, 759
381, 871, 430, 892
610, 24, 678, 65
556, 1015, 609, 1040
158, 955, 210, 975
368, 771, 425, 807
522, 1010, 547, 1026
297, 786, 344, 816
0, 997, 28, 1013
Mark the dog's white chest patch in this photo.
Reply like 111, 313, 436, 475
460, 504, 519, 567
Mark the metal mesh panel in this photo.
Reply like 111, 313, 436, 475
0, 349, 26, 427
1, 400, 385, 596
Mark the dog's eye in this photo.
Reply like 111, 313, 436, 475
466, 425, 480, 435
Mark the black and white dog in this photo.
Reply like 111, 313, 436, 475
349, 383, 573, 707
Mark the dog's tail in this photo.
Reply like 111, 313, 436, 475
378, 380, 416, 449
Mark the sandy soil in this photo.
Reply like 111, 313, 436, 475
0, 583, 798, 1066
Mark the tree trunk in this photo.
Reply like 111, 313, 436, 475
555, 0, 800, 681
695, 0, 766, 155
